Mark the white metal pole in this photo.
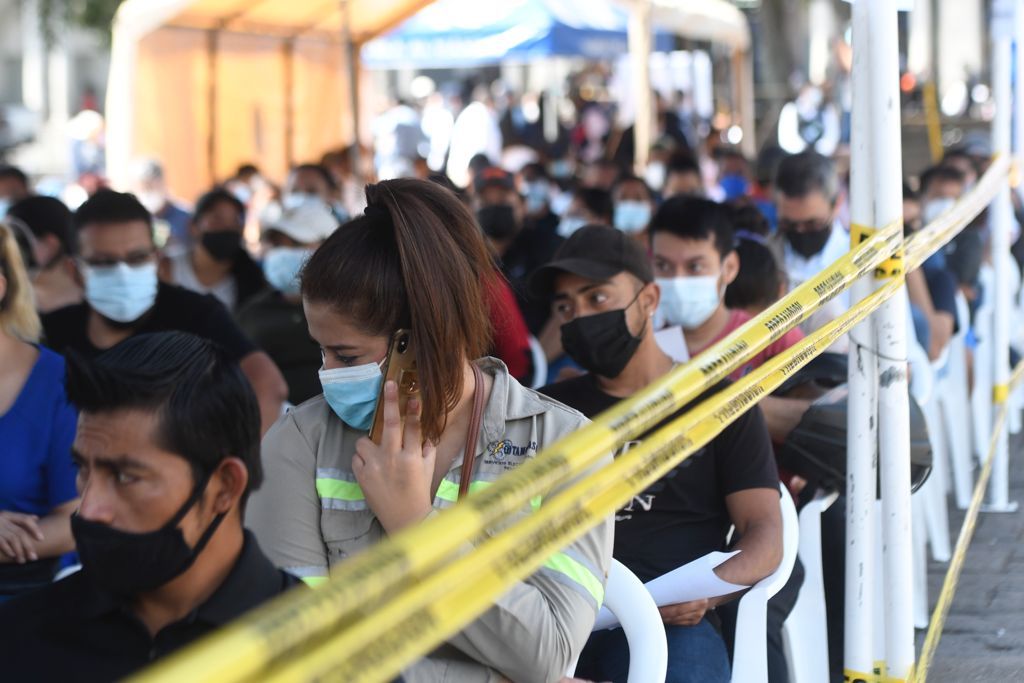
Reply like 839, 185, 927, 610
868, 0, 916, 677
986, 0, 1018, 512
1015, 1, 1024, 175
845, 0, 879, 675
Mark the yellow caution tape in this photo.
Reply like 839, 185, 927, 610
136, 260, 906, 683
845, 660, 910, 683
910, 360, 1024, 683
993, 383, 1010, 404
851, 221, 905, 279
132, 156, 1012, 683
922, 81, 943, 164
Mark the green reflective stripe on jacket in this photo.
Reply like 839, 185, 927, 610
543, 551, 605, 607
315, 478, 365, 501
434, 479, 541, 510
300, 576, 329, 587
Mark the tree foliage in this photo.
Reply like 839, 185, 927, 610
37, 0, 124, 44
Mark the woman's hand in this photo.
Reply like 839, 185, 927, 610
353, 381, 437, 534
658, 598, 709, 626
0, 511, 44, 564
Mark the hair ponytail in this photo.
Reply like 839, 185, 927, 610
302, 178, 493, 441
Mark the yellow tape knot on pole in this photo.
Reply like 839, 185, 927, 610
851, 220, 905, 278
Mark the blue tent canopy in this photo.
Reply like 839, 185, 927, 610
361, 0, 675, 69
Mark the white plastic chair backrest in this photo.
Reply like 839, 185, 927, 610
782, 490, 838, 683
53, 564, 82, 582
907, 337, 934, 406
568, 559, 668, 683
729, 483, 800, 683
527, 335, 548, 389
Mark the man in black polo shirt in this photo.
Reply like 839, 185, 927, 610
41, 190, 287, 433
0, 332, 300, 681
533, 226, 782, 683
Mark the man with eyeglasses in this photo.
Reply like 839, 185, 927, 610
770, 151, 850, 342
41, 190, 287, 434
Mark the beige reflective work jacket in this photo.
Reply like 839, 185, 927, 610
249, 357, 614, 683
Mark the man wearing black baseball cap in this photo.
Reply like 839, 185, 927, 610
534, 225, 782, 683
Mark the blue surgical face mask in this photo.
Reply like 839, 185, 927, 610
656, 275, 722, 330
263, 246, 312, 295
319, 358, 385, 431
83, 262, 159, 323
282, 192, 321, 212
523, 181, 550, 213
614, 201, 652, 234
557, 215, 588, 238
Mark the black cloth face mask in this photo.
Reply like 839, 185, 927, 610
560, 292, 646, 379
71, 474, 226, 597
201, 230, 243, 261
476, 204, 521, 241
784, 226, 832, 259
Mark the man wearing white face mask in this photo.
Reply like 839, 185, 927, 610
41, 190, 287, 435
650, 197, 804, 378
237, 200, 338, 405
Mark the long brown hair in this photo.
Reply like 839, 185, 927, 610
301, 178, 493, 441
0, 222, 41, 343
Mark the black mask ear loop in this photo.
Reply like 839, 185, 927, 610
165, 470, 228, 558
626, 283, 651, 340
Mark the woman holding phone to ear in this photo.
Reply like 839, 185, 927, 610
249, 178, 612, 683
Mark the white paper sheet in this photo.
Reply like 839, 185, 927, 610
593, 550, 748, 631
654, 326, 690, 363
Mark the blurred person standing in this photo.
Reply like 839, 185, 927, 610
7, 196, 82, 313
447, 85, 503, 189
0, 223, 78, 597
41, 190, 287, 434
557, 187, 614, 238
130, 159, 191, 250
0, 332, 300, 681
662, 152, 704, 199
0, 166, 31, 218
471, 167, 535, 384
237, 201, 337, 406
159, 189, 266, 312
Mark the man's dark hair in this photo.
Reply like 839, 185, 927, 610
612, 174, 653, 200
72, 190, 153, 247
521, 162, 550, 182
666, 152, 700, 177
292, 163, 337, 191
194, 188, 245, 222
725, 238, 783, 312
649, 196, 735, 257
7, 196, 75, 255
574, 187, 614, 224
918, 164, 966, 196
775, 151, 838, 202
235, 163, 259, 178
728, 197, 770, 236
65, 332, 263, 508
0, 165, 29, 188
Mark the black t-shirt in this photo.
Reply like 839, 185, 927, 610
540, 373, 779, 583
236, 289, 321, 405
42, 283, 256, 362
0, 532, 300, 683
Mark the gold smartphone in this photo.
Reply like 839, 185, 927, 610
369, 329, 419, 444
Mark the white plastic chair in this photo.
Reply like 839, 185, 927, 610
909, 339, 952, 563
937, 292, 975, 509
782, 490, 838, 683
971, 265, 996, 464
569, 559, 668, 683
730, 483, 800, 683
527, 335, 548, 389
